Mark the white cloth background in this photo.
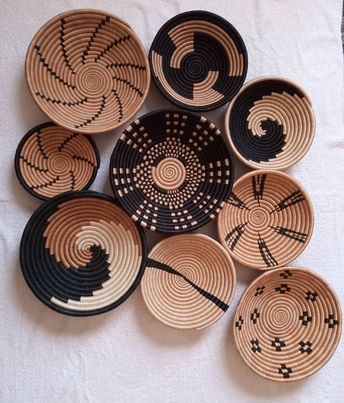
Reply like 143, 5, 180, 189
1, 0, 343, 401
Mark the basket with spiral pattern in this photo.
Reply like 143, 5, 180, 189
217, 170, 313, 270
234, 267, 341, 381
225, 76, 316, 170
15, 122, 99, 200
149, 11, 248, 111
110, 109, 234, 233
25, 9, 150, 134
141, 233, 236, 329
20, 191, 146, 316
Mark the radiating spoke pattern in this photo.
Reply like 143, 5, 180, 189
26, 10, 150, 133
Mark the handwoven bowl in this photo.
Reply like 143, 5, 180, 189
25, 9, 150, 134
141, 233, 236, 329
110, 109, 234, 232
233, 267, 342, 382
20, 191, 146, 316
15, 122, 99, 200
217, 170, 313, 269
149, 10, 248, 111
225, 76, 316, 170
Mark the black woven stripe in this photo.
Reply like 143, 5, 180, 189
94, 34, 131, 62
106, 62, 146, 71
58, 133, 78, 152
69, 171, 76, 190
146, 258, 229, 311
35, 91, 87, 107
20, 156, 48, 173
36, 131, 48, 159
111, 89, 123, 122
72, 155, 97, 167
34, 45, 75, 89
112, 76, 143, 97
59, 19, 76, 73
225, 222, 247, 251
257, 235, 278, 267
31, 176, 60, 190
270, 225, 307, 243
75, 96, 106, 129
82, 16, 110, 64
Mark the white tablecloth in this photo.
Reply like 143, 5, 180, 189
1, 0, 343, 401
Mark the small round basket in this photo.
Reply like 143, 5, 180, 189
217, 170, 313, 269
149, 10, 248, 111
20, 191, 147, 316
225, 76, 315, 170
15, 122, 99, 200
233, 267, 342, 382
110, 109, 234, 233
141, 233, 236, 329
25, 9, 150, 134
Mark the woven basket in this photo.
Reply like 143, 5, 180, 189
225, 76, 316, 170
20, 191, 146, 316
15, 122, 99, 200
149, 11, 247, 111
217, 170, 313, 269
110, 109, 234, 232
25, 9, 150, 134
141, 233, 236, 329
233, 267, 342, 382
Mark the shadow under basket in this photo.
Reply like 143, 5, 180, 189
25, 9, 150, 134
141, 233, 236, 329
217, 170, 314, 270
20, 191, 147, 316
233, 267, 342, 382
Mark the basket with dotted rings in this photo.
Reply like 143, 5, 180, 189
25, 9, 150, 134
149, 10, 248, 111
233, 267, 342, 381
225, 76, 316, 170
217, 170, 314, 270
20, 191, 146, 316
110, 109, 235, 233
141, 233, 236, 329
15, 122, 99, 200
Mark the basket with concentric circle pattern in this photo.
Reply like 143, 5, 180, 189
15, 122, 99, 199
110, 109, 234, 233
141, 233, 236, 329
20, 191, 146, 316
25, 9, 150, 134
234, 267, 341, 381
149, 10, 248, 111
225, 76, 316, 170
217, 170, 313, 269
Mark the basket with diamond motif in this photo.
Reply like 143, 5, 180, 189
233, 267, 342, 381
